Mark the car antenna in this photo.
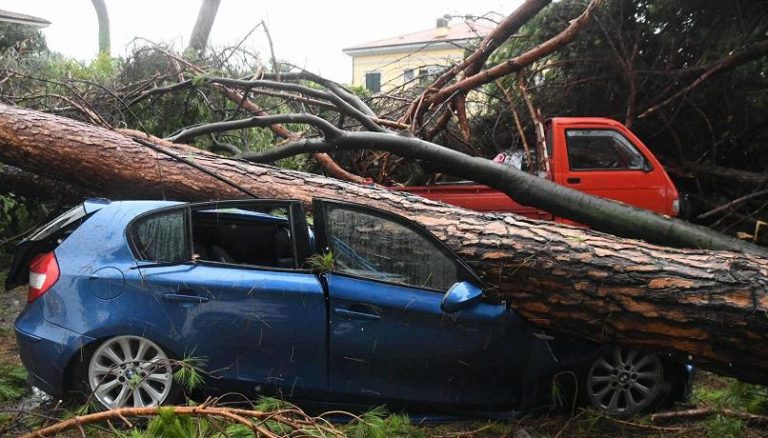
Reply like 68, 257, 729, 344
132, 137, 259, 199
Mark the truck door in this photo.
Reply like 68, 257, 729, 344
554, 125, 670, 215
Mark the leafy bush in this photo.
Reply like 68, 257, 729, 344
0, 194, 51, 266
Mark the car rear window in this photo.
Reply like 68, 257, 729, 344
27, 204, 88, 242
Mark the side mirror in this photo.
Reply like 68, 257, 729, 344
441, 281, 483, 313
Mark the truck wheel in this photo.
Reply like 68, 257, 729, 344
585, 347, 666, 417
74, 335, 179, 409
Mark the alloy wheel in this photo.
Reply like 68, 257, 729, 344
88, 335, 173, 409
586, 347, 664, 416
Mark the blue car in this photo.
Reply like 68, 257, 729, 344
6, 198, 691, 416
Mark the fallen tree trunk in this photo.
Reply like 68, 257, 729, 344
0, 165, 95, 202
1, 106, 768, 384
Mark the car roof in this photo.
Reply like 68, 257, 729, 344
90, 199, 183, 223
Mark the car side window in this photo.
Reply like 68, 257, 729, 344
132, 209, 187, 263
323, 205, 459, 291
566, 129, 646, 171
190, 203, 298, 269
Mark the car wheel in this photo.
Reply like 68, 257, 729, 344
85, 335, 177, 409
586, 347, 665, 417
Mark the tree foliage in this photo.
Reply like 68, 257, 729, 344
0, 22, 46, 54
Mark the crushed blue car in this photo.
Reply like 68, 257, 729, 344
5, 198, 692, 416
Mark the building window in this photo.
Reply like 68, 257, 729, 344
365, 72, 381, 93
403, 69, 415, 83
418, 66, 440, 85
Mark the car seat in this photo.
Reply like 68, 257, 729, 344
273, 228, 294, 268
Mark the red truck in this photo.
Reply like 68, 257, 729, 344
397, 117, 680, 223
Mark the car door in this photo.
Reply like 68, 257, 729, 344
128, 200, 326, 399
555, 126, 669, 213
313, 198, 524, 409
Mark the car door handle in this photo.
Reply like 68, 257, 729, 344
334, 307, 380, 321
163, 293, 209, 304
566, 177, 581, 184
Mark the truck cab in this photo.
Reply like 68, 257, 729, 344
397, 117, 680, 221
547, 117, 678, 217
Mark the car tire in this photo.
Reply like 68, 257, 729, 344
71, 335, 180, 410
585, 347, 670, 417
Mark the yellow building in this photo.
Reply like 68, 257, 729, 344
343, 17, 493, 93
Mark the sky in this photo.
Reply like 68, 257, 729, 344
2, 0, 522, 83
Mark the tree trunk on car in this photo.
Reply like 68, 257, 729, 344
1, 105, 767, 385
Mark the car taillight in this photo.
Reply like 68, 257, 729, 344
28, 252, 59, 303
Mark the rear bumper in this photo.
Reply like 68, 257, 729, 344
14, 302, 94, 399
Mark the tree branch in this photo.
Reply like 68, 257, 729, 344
697, 189, 768, 220
205, 77, 387, 133
429, 0, 551, 90
144, 45, 367, 183
265, 68, 377, 117
423, 0, 604, 109
637, 38, 768, 80
167, 113, 343, 143
638, 39, 768, 118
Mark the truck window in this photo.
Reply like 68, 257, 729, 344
566, 129, 646, 171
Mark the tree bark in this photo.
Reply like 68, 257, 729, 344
1, 105, 768, 384
0, 165, 95, 202
90, 0, 110, 56
187, 0, 221, 54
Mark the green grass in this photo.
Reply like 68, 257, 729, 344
703, 414, 745, 438
345, 406, 424, 438
691, 375, 768, 438
0, 364, 27, 401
